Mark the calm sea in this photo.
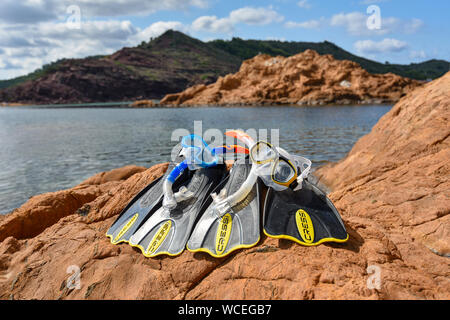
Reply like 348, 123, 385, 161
0, 104, 390, 214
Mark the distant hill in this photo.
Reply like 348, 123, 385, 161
0, 30, 448, 104
209, 38, 449, 80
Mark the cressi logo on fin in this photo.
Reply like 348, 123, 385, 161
215, 213, 232, 255
113, 213, 139, 243
295, 209, 314, 244
146, 220, 172, 255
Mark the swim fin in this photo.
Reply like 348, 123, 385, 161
106, 145, 192, 245
263, 179, 348, 246
187, 159, 261, 258
129, 164, 227, 257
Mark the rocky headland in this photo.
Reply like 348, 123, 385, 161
0, 73, 448, 299
160, 50, 421, 107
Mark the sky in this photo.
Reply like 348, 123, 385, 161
0, 0, 449, 80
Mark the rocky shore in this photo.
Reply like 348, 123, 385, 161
160, 50, 421, 107
0, 103, 25, 107
0, 73, 448, 300
129, 100, 157, 108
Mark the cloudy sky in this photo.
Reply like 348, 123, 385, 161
0, 0, 448, 80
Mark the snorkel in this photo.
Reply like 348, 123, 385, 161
210, 130, 312, 218
162, 134, 249, 210
209, 130, 260, 217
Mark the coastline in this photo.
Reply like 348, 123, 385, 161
1, 99, 395, 109
0, 102, 26, 107
0, 101, 134, 108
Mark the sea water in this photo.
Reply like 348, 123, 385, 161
0, 105, 390, 214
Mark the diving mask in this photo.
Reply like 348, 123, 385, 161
250, 141, 311, 191
163, 134, 249, 210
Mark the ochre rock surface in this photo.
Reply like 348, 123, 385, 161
129, 100, 156, 108
160, 50, 421, 106
0, 165, 147, 243
315, 71, 450, 259
0, 75, 449, 300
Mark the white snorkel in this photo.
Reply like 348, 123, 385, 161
210, 130, 259, 218
210, 130, 313, 218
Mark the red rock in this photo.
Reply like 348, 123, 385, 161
0, 74, 448, 299
316, 72, 450, 260
0, 165, 146, 242
160, 50, 421, 106
79, 165, 146, 186
129, 100, 156, 108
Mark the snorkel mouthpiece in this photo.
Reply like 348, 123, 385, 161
210, 188, 231, 218
207, 130, 259, 216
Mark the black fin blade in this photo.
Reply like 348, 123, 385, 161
263, 180, 348, 245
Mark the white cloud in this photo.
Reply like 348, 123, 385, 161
0, 0, 57, 23
0, 19, 189, 79
191, 6, 284, 34
73, 0, 209, 17
37, 20, 138, 41
330, 12, 423, 36
285, 18, 323, 29
354, 38, 408, 54
191, 16, 234, 34
297, 0, 311, 9
331, 12, 385, 36
409, 50, 427, 61
229, 7, 284, 25
404, 18, 424, 34
0, 0, 209, 23
131, 21, 188, 43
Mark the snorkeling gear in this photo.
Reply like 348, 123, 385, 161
106, 144, 191, 245
128, 134, 249, 257
230, 130, 348, 246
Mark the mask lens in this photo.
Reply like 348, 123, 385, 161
272, 159, 295, 183
250, 142, 277, 163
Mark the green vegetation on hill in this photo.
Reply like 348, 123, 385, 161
0, 60, 63, 89
209, 37, 449, 80
0, 55, 106, 89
